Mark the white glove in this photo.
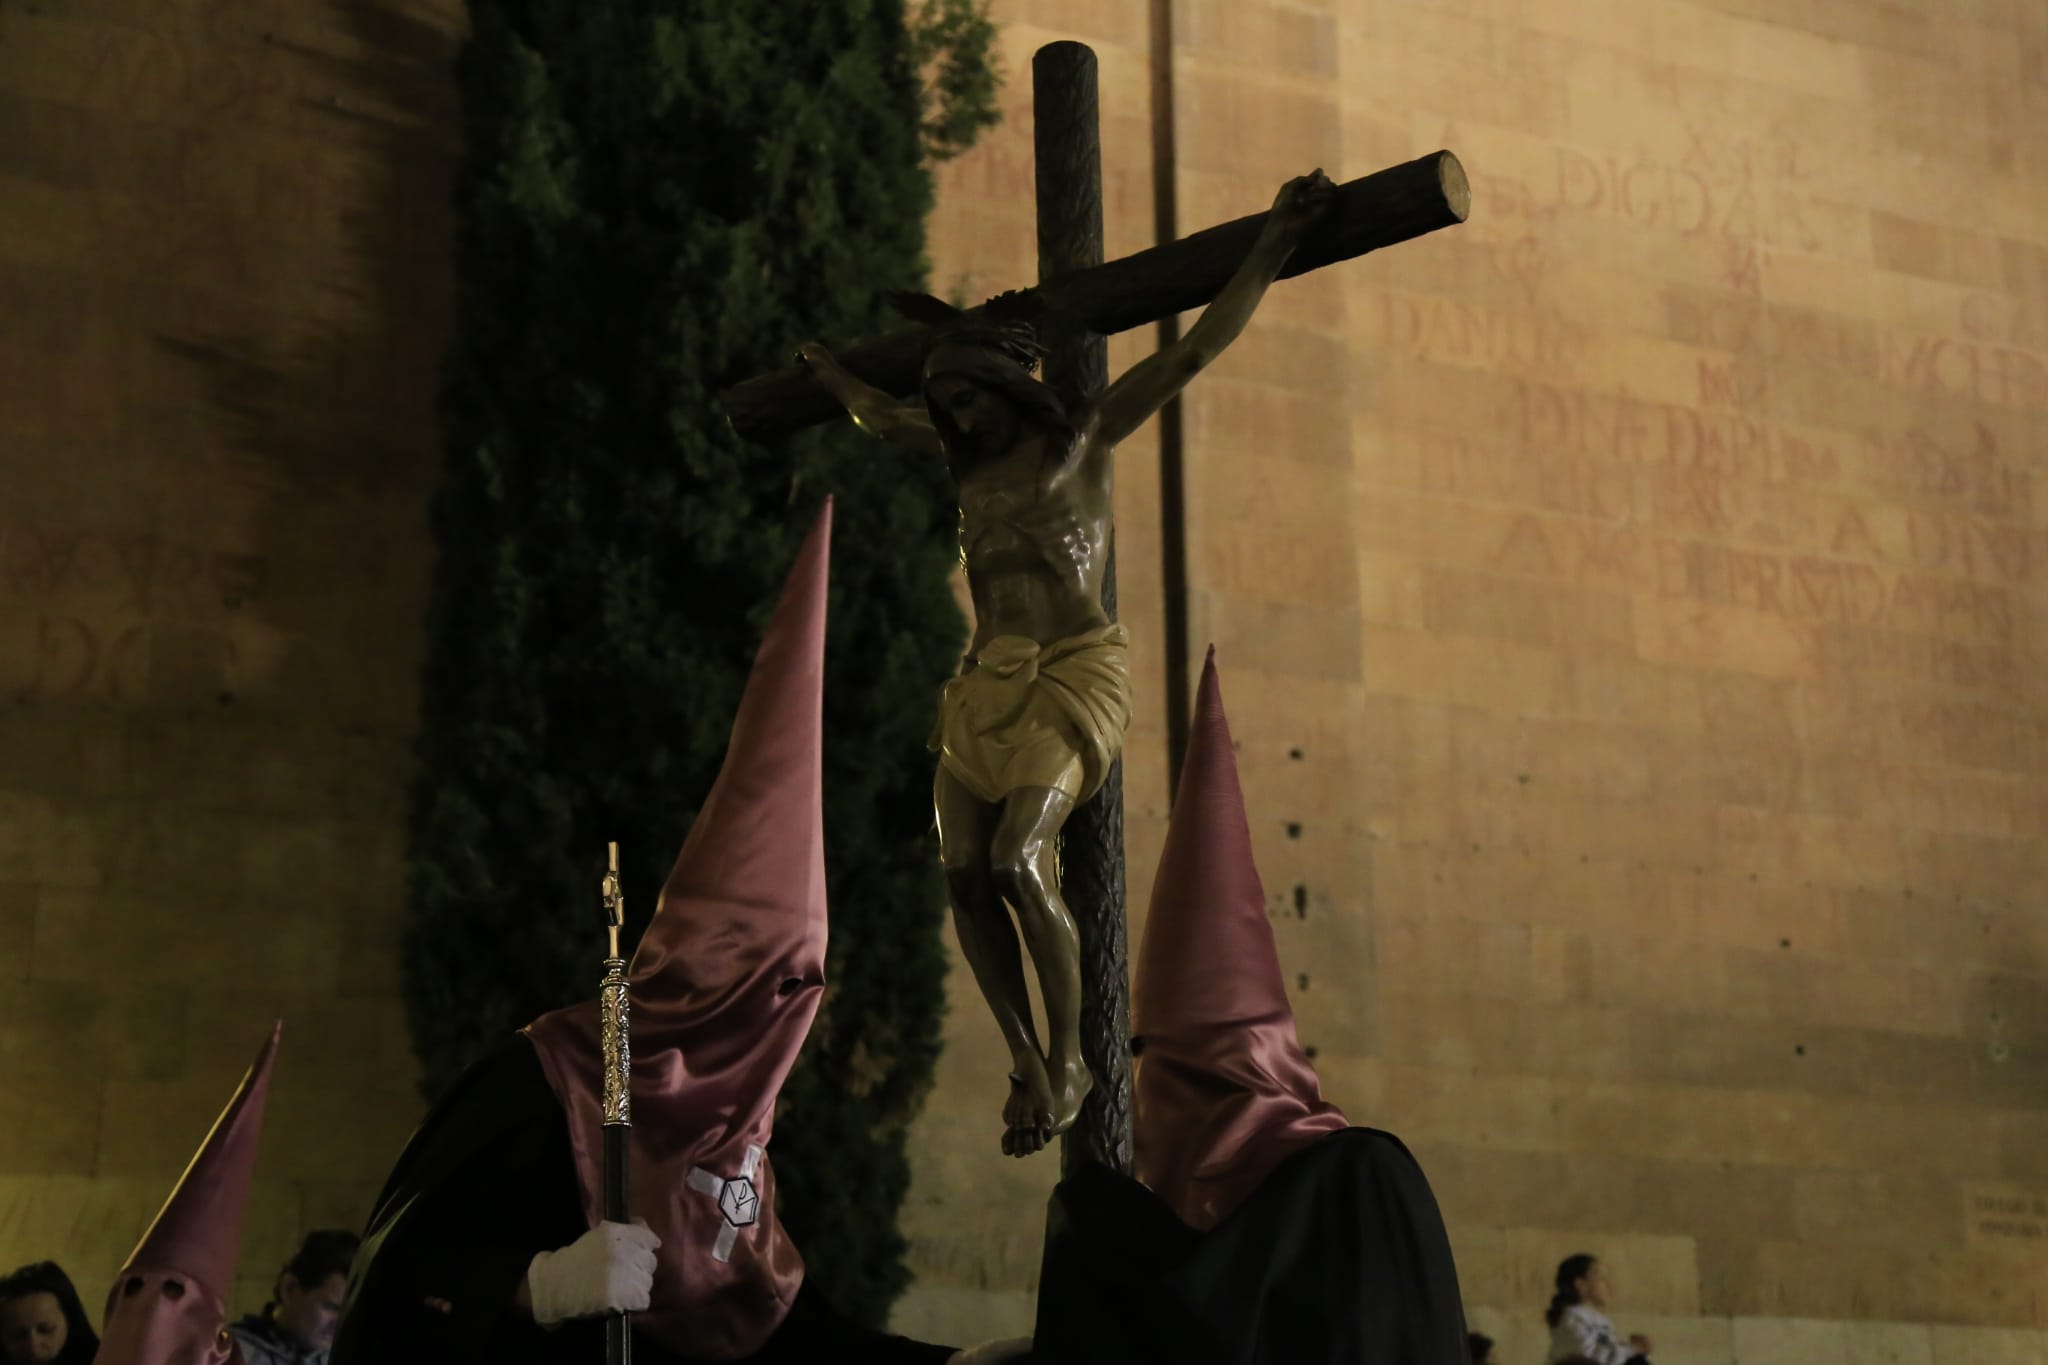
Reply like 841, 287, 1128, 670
948, 1338, 1033, 1364
525, 1219, 660, 1325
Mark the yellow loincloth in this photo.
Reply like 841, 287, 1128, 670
929, 623, 1133, 805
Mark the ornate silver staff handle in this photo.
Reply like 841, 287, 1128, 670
600, 841, 631, 1365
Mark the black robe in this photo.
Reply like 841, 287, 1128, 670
1029, 1128, 1469, 1365
332, 1039, 955, 1365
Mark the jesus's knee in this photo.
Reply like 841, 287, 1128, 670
945, 861, 996, 912
989, 845, 1050, 917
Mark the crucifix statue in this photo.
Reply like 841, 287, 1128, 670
723, 42, 1467, 1171
798, 167, 1333, 1161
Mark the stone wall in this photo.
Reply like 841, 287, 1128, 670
897, 0, 2048, 1355
0, 0, 458, 1313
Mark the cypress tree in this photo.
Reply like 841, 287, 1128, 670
404, 0, 996, 1321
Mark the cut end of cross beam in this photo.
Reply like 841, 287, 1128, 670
1438, 150, 1470, 223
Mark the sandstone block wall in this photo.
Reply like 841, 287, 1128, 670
0, 0, 458, 1312
898, 0, 2048, 1354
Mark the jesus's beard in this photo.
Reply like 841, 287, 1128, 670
943, 423, 1014, 466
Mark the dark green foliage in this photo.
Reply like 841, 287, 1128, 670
909, 0, 1003, 161
405, 0, 995, 1323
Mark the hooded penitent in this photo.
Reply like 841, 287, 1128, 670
1131, 653, 1347, 1231
99, 1023, 281, 1365
524, 503, 833, 1360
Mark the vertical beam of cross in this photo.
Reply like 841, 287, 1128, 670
1033, 40, 1135, 1178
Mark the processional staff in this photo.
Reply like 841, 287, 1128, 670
598, 841, 632, 1365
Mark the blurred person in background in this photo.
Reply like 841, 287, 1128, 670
230, 1229, 360, 1364
0, 1262, 99, 1365
1545, 1255, 1652, 1365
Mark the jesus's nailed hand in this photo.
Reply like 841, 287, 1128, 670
525, 1218, 661, 1325
1270, 168, 1336, 233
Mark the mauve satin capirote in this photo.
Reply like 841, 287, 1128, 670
99, 1022, 281, 1365
1132, 655, 1348, 1232
527, 506, 832, 1361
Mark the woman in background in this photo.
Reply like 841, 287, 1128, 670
1545, 1254, 1652, 1365
0, 1261, 100, 1365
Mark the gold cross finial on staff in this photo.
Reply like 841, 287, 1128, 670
602, 840, 625, 958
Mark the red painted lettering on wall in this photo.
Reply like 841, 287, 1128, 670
1513, 379, 1842, 486
1865, 423, 2030, 519
1555, 148, 1713, 234
1906, 511, 2043, 586
0, 529, 266, 614
1655, 541, 2014, 645
1884, 334, 2048, 410
1385, 292, 1589, 373
22, 614, 149, 702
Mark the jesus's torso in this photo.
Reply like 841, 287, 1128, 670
951, 430, 1111, 656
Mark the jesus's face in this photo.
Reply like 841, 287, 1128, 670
927, 375, 1021, 457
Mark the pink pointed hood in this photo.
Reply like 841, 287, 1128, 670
525, 502, 831, 1359
1132, 653, 1347, 1231
99, 1022, 281, 1365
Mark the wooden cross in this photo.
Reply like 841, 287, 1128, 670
722, 42, 1467, 1176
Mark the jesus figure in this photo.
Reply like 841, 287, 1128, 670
800, 169, 1333, 1157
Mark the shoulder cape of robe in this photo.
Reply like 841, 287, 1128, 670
1031, 1127, 1470, 1365
332, 1038, 954, 1365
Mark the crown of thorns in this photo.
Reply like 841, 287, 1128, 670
887, 290, 1048, 373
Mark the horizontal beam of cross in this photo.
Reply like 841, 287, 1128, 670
722, 150, 1468, 444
